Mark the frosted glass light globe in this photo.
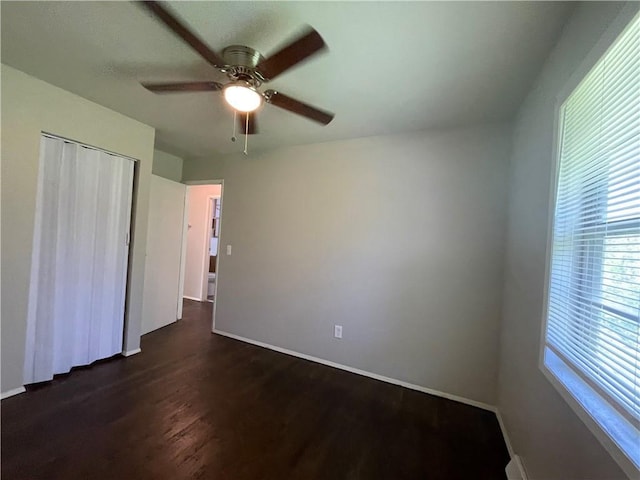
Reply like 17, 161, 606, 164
223, 84, 262, 112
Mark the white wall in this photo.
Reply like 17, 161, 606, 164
1, 64, 155, 393
183, 124, 511, 405
152, 149, 183, 182
141, 175, 186, 335
497, 2, 635, 479
183, 184, 222, 301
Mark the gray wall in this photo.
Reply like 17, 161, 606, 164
183, 124, 511, 405
497, 2, 635, 479
1, 65, 155, 393
152, 149, 183, 182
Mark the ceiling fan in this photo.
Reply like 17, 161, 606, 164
139, 1, 334, 141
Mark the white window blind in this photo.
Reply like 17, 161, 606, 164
544, 11, 640, 466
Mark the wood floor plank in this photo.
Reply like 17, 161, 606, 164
1, 300, 509, 479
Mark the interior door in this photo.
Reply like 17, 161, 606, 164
24, 135, 135, 384
141, 175, 186, 335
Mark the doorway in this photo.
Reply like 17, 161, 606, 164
181, 181, 224, 331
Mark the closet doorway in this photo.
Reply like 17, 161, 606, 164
24, 134, 136, 384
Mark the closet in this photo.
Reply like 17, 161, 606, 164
23, 134, 135, 384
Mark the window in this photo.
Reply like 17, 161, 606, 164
542, 12, 639, 477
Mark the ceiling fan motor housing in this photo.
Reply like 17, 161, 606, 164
221, 45, 265, 84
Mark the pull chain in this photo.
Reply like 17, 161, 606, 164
231, 111, 237, 142
243, 113, 249, 155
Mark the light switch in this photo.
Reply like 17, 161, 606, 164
334, 325, 343, 339
226, 245, 232, 255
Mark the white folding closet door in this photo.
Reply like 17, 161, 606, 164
24, 135, 134, 384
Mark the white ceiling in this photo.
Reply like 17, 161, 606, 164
1, 1, 574, 158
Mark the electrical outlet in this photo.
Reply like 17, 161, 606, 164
334, 325, 343, 339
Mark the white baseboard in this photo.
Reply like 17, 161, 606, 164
505, 455, 528, 480
122, 348, 142, 357
1, 386, 26, 400
496, 410, 528, 480
183, 295, 203, 302
213, 329, 495, 412
495, 408, 515, 457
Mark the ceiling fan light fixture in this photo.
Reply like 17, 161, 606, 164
223, 82, 262, 112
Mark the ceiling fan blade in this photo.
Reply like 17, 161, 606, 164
238, 112, 258, 135
265, 90, 334, 125
142, 81, 223, 93
141, 1, 224, 68
256, 27, 326, 81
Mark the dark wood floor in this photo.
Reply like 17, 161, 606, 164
2, 300, 509, 479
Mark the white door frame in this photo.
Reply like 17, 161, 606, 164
182, 179, 224, 332
176, 188, 189, 320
